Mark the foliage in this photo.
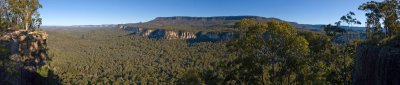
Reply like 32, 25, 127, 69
0, 0, 42, 30
207, 19, 355, 84
42, 19, 363, 84
359, 0, 400, 41
221, 19, 311, 84
0, 45, 8, 56
37, 65, 49, 77
46, 27, 232, 84
322, 23, 345, 37
300, 31, 354, 84
340, 12, 362, 28
225, 19, 270, 84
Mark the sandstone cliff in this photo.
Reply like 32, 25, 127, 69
120, 16, 332, 42
121, 26, 232, 42
0, 30, 49, 85
353, 37, 400, 85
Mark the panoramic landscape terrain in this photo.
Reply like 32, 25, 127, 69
1, 0, 400, 85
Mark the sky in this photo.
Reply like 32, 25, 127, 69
39, 0, 378, 26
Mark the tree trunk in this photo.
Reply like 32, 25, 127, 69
25, 22, 29, 30
287, 73, 290, 85
25, 11, 30, 30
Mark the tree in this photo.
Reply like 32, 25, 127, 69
322, 21, 345, 37
226, 19, 310, 84
359, 0, 400, 40
264, 20, 309, 84
226, 18, 270, 84
4, 0, 42, 30
0, 0, 10, 30
338, 12, 361, 85
381, 0, 399, 36
299, 31, 344, 84
340, 12, 362, 28
359, 1, 384, 40
340, 12, 362, 36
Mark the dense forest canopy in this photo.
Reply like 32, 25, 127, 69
1, 0, 400, 85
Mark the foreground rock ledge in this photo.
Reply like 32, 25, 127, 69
0, 30, 49, 85
353, 38, 400, 85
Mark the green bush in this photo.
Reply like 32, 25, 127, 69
37, 65, 49, 77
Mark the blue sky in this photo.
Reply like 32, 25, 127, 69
39, 0, 377, 26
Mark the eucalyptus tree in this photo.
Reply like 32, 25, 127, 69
359, 1, 385, 40
322, 21, 346, 38
359, 0, 400, 39
381, 0, 399, 36
7, 0, 42, 30
338, 11, 361, 85
0, 0, 9, 29
227, 19, 309, 84
340, 12, 361, 41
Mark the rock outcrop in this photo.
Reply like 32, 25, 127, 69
0, 30, 48, 85
119, 16, 329, 42
353, 37, 400, 85
121, 26, 232, 42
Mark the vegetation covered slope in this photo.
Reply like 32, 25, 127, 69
45, 19, 355, 84
46, 27, 233, 84
123, 16, 320, 32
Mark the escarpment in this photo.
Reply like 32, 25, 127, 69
119, 16, 340, 42
0, 30, 49, 85
121, 26, 233, 42
2, 30, 48, 68
353, 37, 400, 85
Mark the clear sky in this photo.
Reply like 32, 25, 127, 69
39, 0, 378, 26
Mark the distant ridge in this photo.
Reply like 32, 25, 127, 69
149, 16, 286, 23
145, 16, 366, 31
123, 16, 308, 32
152, 16, 271, 21
41, 16, 365, 31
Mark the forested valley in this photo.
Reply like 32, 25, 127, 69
1, 0, 400, 85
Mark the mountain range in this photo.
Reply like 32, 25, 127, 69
121, 16, 365, 32
41, 16, 365, 32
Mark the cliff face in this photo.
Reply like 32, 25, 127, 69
0, 30, 48, 85
121, 16, 326, 42
122, 16, 303, 32
121, 26, 232, 42
353, 38, 400, 85
123, 26, 196, 40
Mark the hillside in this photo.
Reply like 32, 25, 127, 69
119, 16, 366, 43
122, 16, 319, 32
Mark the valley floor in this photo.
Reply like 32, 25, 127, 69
45, 28, 232, 84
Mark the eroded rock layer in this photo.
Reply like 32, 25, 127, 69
121, 26, 233, 42
0, 30, 48, 85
